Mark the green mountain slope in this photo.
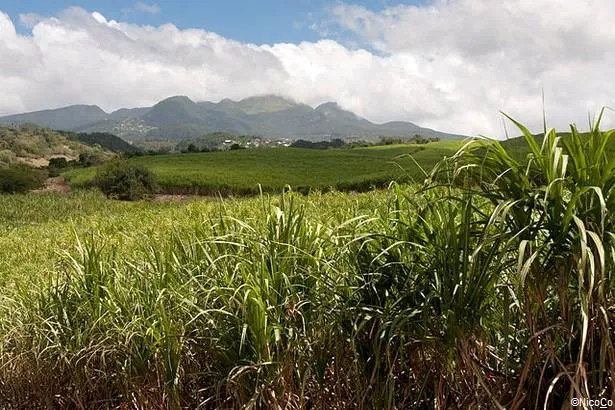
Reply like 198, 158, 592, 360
0, 105, 108, 131
0, 95, 467, 141
66, 132, 141, 154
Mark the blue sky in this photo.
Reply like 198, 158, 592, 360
0, 0, 612, 134
1, 0, 424, 44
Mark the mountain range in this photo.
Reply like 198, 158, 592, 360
0, 95, 465, 141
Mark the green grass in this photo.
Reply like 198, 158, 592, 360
63, 141, 464, 194
0, 189, 383, 289
2, 119, 615, 408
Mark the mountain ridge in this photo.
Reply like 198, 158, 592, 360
0, 95, 466, 141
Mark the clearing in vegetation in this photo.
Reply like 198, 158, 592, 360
0, 116, 613, 408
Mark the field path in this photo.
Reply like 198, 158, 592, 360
33, 176, 72, 194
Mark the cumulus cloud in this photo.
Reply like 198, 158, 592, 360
327, 0, 615, 134
0, 2, 613, 136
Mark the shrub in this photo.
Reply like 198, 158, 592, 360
93, 161, 157, 200
48, 157, 76, 177
78, 153, 103, 167
0, 149, 17, 165
378, 136, 403, 145
0, 164, 46, 193
48, 157, 70, 169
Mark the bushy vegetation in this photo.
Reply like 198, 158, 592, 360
290, 135, 440, 150
0, 115, 613, 408
93, 160, 158, 200
290, 138, 346, 149
0, 164, 45, 193
0, 125, 114, 167
378, 134, 439, 145
175, 131, 253, 152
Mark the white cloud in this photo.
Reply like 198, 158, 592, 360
0, 2, 614, 136
18, 12, 44, 29
327, 0, 615, 134
133, 2, 161, 15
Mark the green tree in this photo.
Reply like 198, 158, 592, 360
93, 161, 157, 201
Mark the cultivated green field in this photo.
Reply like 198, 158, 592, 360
1, 122, 614, 408
63, 141, 464, 194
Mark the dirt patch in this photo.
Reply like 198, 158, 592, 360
15, 154, 77, 169
17, 157, 49, 168
50, 154, 76, 161
32, 177, 72, 194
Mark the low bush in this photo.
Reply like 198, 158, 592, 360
93, 160, 157, 200
0, 164, 46, 193
48, 157, 77, 177
48, 157, 70, 169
